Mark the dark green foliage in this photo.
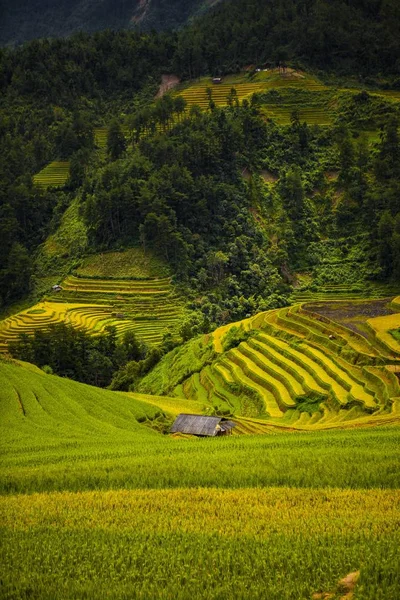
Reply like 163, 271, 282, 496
8, 324, 154, 387
0, 4, 399, 320
174, 0, 400, 77
81, 103, 289, 323
294, 394, 325, 415
222, 325, 255, 352
107, 120, 126, 160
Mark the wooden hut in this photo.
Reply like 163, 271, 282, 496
170, 414, 236, 437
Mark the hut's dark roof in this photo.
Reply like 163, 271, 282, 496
170, 414, 236, 436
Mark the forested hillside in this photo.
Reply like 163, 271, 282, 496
0, 0, 218, 47
1, 6, 400, 599
0, 0, 399, 347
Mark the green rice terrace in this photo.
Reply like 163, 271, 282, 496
33, 160, 70, 188
0, 249, 185, 352
174, 69, 400, 127
138, 297, 400, 431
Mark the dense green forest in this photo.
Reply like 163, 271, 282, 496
0, 0, 399, 322
0, 0, 216, 47
2, 0, 400, 78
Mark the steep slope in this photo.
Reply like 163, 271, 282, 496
0, 359, 163, 449
138, 299, 400, 429
0, 0, 222, 46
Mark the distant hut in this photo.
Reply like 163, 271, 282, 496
212, 77, 223, 84
170, 414, 236, 437
52, 284, 62, 292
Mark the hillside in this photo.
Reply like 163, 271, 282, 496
1, 5, 400, 598
0, 0, 222, 46
138, 298, 400, 429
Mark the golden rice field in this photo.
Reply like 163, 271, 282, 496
140, 299, 400, 429
367, 313, 400, 355
174, 70, 334, 127
33, 160, 70, 188
1, 357, 399, 599
1, 486, 399, 599
0, 270, 185, 351
174, 69, 400, 131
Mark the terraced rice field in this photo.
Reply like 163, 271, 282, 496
1, 353, 399, 599
290, 282, 400, 303
177, 79, 265, 109
367, 313, 400, 355
33, 161, 70, 188
0, 272, 185, 351
94, 126, 109, 149
175, 70, 329, 119
168, 301, 400, 428
94, 125, 129, 149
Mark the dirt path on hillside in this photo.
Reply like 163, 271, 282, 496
156, 74, 180, 98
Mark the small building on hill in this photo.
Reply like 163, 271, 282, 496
212, 77, 223, 84
52, 284, 62, 292
170, 414, 236, 437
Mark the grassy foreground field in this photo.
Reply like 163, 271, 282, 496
1, 360, 400, 599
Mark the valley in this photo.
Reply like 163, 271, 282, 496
1, 3, 400, 597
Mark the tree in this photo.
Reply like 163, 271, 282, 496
375, 117, 400, 180
3, 242, 33, 302
391, 213, 400, 281
278, 167, 305, 221
107, 119, 126, 160
377, 211, 393, 277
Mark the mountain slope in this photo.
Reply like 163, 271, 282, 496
138, 299, 400, 428
0, 0, 223, 46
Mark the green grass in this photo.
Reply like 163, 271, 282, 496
1, 360, 400, 494
1, 359, 400, 599
1, 487, 399, 600
76, 248, 170, 279
33, 161, 70, 188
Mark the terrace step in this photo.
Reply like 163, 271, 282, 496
254, 333, 351, 407
219, 356, 279, 417
249, 335, 327, 397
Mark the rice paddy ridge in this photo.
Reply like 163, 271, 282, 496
167, 301, 400, 427
290, 281, 400, 303
175, 70, 327, 111
0, 272, 185, 351
33, 161, 70, 188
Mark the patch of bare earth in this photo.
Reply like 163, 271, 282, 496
313, 570, 360, 600
156, 74, 180, 99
